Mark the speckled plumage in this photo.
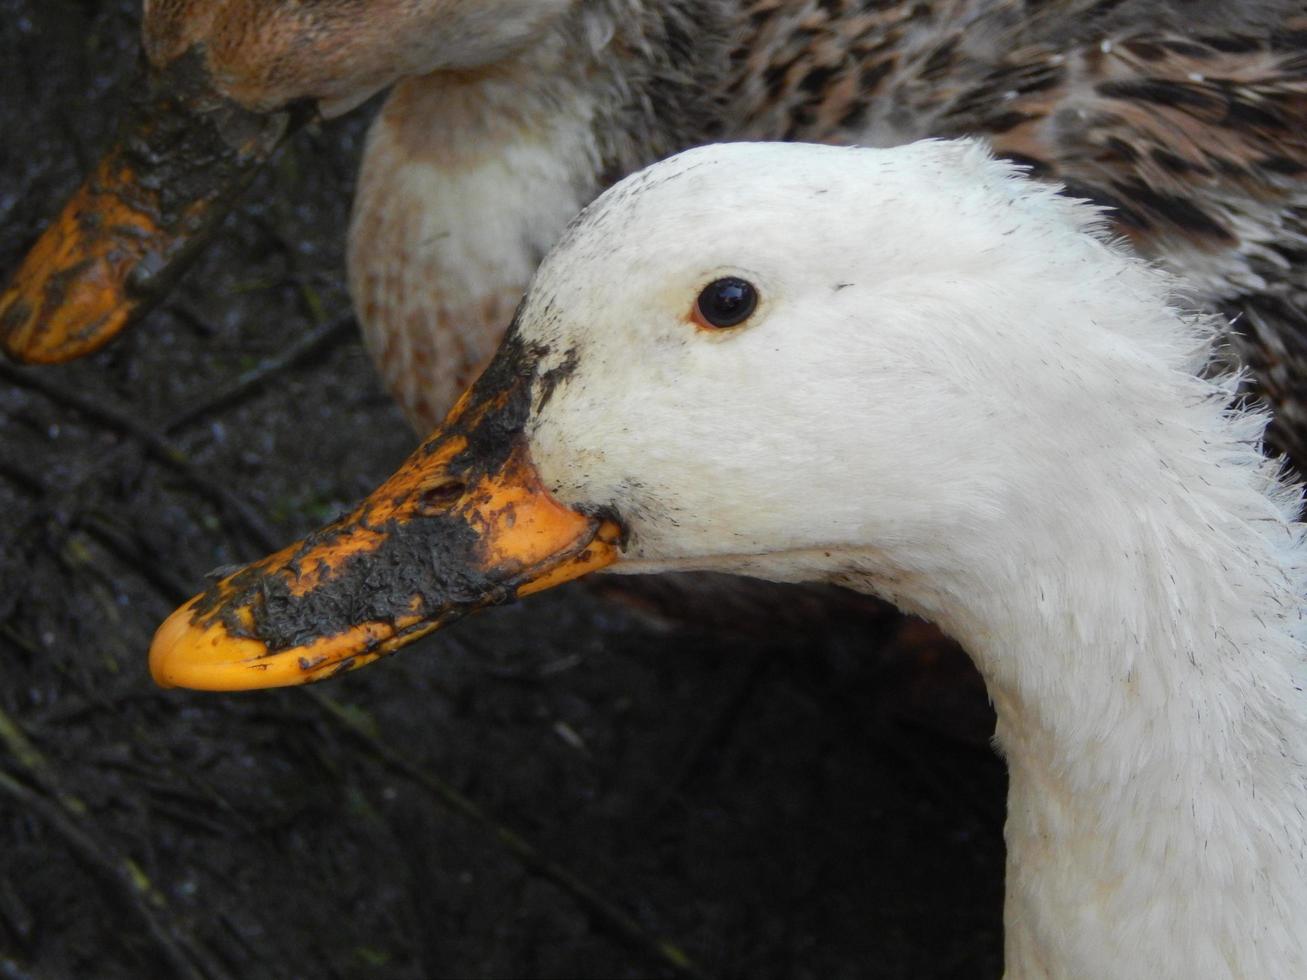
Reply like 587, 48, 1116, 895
138, 0, 1307, 464
726, 0, 1307, 458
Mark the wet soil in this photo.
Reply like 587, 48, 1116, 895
0, 3, 1006, 977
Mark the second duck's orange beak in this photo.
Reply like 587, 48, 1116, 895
149, 337, 622, 691
0, 52, 302, 364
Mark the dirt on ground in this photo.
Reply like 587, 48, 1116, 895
0, 3, 1007, 977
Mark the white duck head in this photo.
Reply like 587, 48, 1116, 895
524, 140, 1171, 587
152, 140, 1307, 977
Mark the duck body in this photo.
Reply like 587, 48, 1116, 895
342, 0, 1307, 463
153, 138, 1307, 977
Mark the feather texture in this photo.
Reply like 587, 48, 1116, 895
512, 138, 1307, 979
335, 0, 1307, 464
129, 1, 1307, 456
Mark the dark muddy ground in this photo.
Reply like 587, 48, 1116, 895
0, 3, 1007, 977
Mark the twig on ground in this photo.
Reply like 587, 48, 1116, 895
0, 313, 357, 627
76, 513, 194, 605
162, 314, 356, 433
0, 706, 232, 980
0, 361, 279, 552
659, 647, 773, 808
0, 314, 356, 556
307, 688, 717, 980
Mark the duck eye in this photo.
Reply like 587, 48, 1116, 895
694, 277, 758, 329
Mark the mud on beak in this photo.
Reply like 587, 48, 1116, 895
0, 51, 303, 364
150, 345, 622, 691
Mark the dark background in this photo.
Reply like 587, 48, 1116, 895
0, 2, 1006, 977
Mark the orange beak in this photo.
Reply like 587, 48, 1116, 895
149, 338, 622, 691
0, 52, 303, 364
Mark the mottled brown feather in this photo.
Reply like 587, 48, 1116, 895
727, 0, 1307, 458
140, 0, 1307, 464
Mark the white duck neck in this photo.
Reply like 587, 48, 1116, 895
929, 434, 1307, 978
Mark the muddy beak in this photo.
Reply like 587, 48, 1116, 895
0, 52, 303, 364
149, 354, 622, 691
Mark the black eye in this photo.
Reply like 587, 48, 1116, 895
694, 277, 758, 329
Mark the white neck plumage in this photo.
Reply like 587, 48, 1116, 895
909, 408, 1307, 978
614, 374, 1307, 976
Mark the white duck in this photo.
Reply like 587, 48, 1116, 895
150, 140, 1307, 978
